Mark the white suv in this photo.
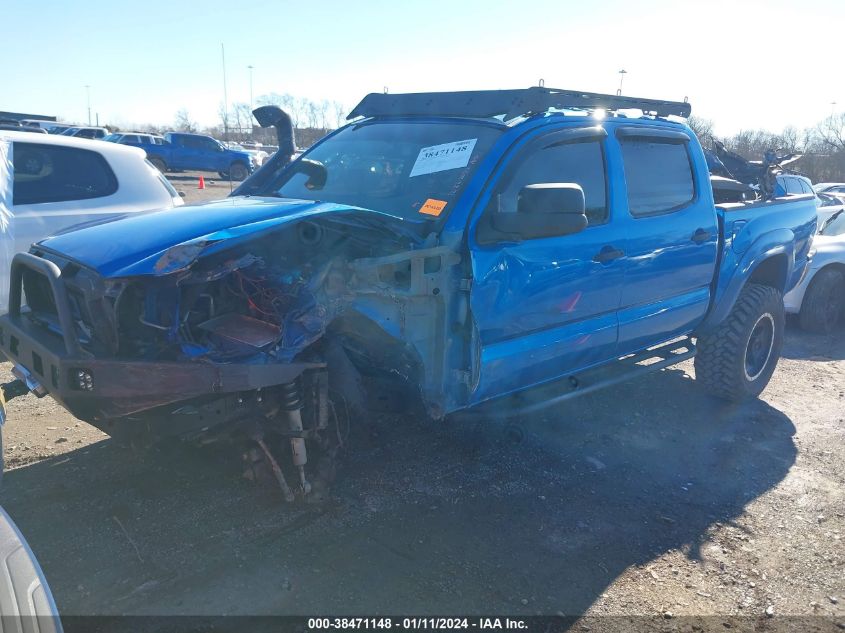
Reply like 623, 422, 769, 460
0, 131, 183, 310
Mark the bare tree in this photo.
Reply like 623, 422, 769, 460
816, 113, 845, 152
218, 103, 231, 139
256, 93, 304, 127
317, 100, 330, 129
305, 101, 319, 128
332, 101, 347, 128
687, 116, 714, 145
776, 126, 800, 154
174, 109, 197, 133
231, 103, 254, 139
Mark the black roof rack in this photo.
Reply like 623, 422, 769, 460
347, 86, 691, 121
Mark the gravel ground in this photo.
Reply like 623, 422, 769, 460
167, 170, 246, 205
0, 322, 841, 630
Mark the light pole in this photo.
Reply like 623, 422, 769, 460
247, 65, 254, 111
221, 43, 229, 138
617, 70, 627, 96
84, 85, 91, 125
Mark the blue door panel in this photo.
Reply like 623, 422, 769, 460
612, 131, 719, 354
617, 287, 710, 353
473, 311, 617, 403
470, 238, 624, 402
467, 125, 627, 403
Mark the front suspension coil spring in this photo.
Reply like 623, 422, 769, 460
280, 380, 302, 411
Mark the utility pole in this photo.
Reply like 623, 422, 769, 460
84, 85, 92, 125
617, 70, 627, 96
221, 43, 229, 138
248, 65, 254, 111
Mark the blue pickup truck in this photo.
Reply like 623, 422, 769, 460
139, 132, 255, 180
0, 88, 816, 499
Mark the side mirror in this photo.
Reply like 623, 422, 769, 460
491, 183, 588, 239
299, 158, 327, 190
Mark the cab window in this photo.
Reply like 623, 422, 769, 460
620, 138, 694, 216
483, 139, 608, 227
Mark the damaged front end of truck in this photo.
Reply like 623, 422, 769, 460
4, 200, 469, 500
0, 105, 504, 499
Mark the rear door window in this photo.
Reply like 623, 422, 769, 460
620, 138, 695, 216
12, 142, 118, 205
785, 178, 803, 195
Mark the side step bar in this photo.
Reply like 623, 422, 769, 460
465, 337, 696, 418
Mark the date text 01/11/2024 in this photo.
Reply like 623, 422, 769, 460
307, 617, 528, 630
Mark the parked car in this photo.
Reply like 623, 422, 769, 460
58, 127, 109, 140
103, 132, 166, 147
817, 192, 845, 226
138, 132, 255, 180
0, 88, 817, 500
0, 125, 46, 134
0, 130, 184, 311
813, 182, 845, 196
784, 208, 845, 333
223, 141, 269, 167
44, 123, 76, 134
775, 173, 844, 222
775, 173, 816, 198
19, 120, 60, 131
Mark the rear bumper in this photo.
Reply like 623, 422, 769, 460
0, 252, 317, 423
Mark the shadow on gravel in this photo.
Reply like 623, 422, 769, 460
781, 321, 845, 361
0, 366, 796, 620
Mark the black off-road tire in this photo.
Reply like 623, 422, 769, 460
228, 162, 249, 181
695, 283, 784, 401
799, 268, 845, 334
148, 156, 167, 172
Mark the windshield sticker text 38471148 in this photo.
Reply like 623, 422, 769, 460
409, 139, 477, 177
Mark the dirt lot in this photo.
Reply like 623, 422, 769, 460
0, 175, 843, 627
0, 318, 842, 628
167, 170, 248, 205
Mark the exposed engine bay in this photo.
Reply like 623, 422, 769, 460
20, 210, 467, 501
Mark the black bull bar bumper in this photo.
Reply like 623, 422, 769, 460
0, 253, 318, 422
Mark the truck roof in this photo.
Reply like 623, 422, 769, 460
348, 86, 691, 122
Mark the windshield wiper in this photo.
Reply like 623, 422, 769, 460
820, 208, 844, 233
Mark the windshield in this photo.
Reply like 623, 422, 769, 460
266, 121, 502, 220
821, 210, 845, 236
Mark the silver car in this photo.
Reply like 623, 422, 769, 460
784, 209, 845, 333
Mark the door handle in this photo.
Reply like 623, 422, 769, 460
691, 228, 711, 243
593, 246, 625, 263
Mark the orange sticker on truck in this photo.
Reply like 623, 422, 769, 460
419, 199, 447, 216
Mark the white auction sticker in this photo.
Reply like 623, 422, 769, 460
409, 138, 477, 177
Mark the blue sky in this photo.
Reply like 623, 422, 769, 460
4, 0, 842, 135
